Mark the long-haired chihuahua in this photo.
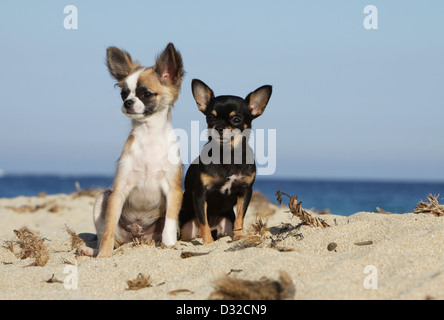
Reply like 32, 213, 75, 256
79, 43, 184, 257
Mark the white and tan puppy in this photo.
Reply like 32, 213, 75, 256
79, 43, 184, 258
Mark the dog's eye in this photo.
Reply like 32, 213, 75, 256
144, 91, 152, 98
121, 89, 129, 100
207, 115, 215, 122
232, 117, 242, 125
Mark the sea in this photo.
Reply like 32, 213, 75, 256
0, 175, 443, 216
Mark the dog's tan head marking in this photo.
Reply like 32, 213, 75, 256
106, 43, 184, 120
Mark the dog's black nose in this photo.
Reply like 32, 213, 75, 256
124, 99, 133, 109
215, 126, 225, 135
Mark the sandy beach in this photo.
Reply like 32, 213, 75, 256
0, 191, 442, 300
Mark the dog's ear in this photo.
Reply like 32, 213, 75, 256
192, 79, 214, 113
106, 47, 137, 81
245, 85, 272, 118
154, 43, 185, 86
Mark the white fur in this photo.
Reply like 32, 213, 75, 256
162, 217, 178, 246
119, 108, 181, 209
220, 174, 244, 195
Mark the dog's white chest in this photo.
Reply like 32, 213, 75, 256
130, 123, 179, 172
220, 174, 244, 195
118, 121, 180, 195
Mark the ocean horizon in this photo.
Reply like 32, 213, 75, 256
0, 174, 443, 216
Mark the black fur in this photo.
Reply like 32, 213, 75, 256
179, 79, 272, 241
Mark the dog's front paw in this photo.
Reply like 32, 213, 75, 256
76, 245, 94, 257
233, 230, 245, 241
162, 218, 178, 247
202, 234, 215, 245
160, 241, 177, 249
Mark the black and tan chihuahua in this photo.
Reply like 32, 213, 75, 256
179, 79, 272, 244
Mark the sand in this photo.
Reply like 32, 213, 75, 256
0, 192, 443, 300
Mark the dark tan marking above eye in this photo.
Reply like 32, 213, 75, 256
211, 110, 218, 117
229, 111, 236, 117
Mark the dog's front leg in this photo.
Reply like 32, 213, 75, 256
233, 187, 253, 241
162, 183, 183, 247
97, 189, 126, 258
193, 193, 214, 245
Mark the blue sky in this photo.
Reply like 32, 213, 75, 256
0, 1, 443, 181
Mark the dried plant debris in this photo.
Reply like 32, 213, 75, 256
72, 181, 100, 198
168, 289, 194, 296
43, 274, 63, 284
414, 194, 444, 217
226, 217, 269, 252
227, 269, 243, 276
6, 204, 46, 214
65, 225, 85, 250
227, 217, 302, 253
276, 188, 292, 206
209, 271, 295, 300
6, 201, 66, 214
13, 228, 50, 267
248, 216, 269, 237
4, 240, 15, 253
289, 196, 330, 228
376, 207, 394, 215
126, 273, 153, 290
354, 240, 373, 246
180, 251, 210, 259
270, 223, 304, 240
268, 223, 303, 252
276, 189, 330, 228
